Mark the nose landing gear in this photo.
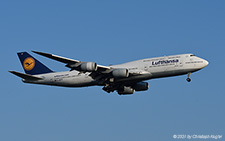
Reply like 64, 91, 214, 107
186, 78, 191, 82
186, 73, 192, 82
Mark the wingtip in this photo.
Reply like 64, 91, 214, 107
32, 50, 44, 55
32, 50, 51, 56
32, 50, 39, 54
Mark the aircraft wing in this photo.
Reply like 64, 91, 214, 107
32, 51, 80, 64
32, 51, 150, 76
32, 51, 111, 72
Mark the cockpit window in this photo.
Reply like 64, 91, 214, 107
190, 54, 195, 57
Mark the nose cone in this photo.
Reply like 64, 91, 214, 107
203, 59, 209, 68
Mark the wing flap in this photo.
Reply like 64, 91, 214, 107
9, 71, 43, 80
129, 70, 151, 76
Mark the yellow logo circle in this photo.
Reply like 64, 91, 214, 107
23, 57, 35, 71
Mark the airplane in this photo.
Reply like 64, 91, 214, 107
9, 51, 209, 95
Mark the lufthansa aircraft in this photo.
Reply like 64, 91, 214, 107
9, 51, 209, 95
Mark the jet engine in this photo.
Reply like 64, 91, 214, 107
117, 86, 135, 95
112, 69, 129, 78
133, 82, 149, 91
80, 62, 97, 72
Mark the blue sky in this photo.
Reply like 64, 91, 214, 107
0, 0, 224, 140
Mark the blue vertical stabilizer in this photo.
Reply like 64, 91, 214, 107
17, 52, 53, 75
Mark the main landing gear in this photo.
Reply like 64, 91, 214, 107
102, 84, 115, 93
186, 73, 192, 82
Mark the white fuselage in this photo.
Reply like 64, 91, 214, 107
23, 54, 208, 87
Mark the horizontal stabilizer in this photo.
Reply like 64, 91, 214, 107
9, 71, 43, 80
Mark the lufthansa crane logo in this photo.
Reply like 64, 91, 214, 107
23, 57, 35, 71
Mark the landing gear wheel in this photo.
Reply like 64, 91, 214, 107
102, 84, 115, 93
186, 73, 192, 82
186, 78, 191, 82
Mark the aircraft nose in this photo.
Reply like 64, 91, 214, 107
203, 59, 209, 67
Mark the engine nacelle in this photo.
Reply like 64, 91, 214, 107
133, 82, 149, 91
112, 69, 129, 78
80, 62, 97, 72
118, 86, 135, 95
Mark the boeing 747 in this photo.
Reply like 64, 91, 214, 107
9, 51, 209, 95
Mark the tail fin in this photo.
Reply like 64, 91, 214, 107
17, 52, 53, 75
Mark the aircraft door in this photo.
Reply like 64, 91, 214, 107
179, 61, 183, 67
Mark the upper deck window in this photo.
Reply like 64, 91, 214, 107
190, 54, 195, 57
